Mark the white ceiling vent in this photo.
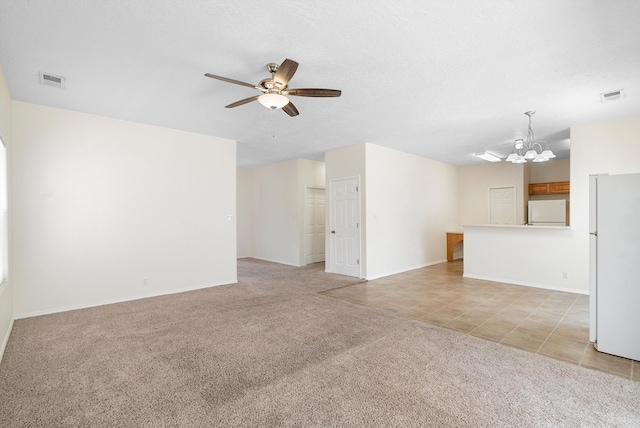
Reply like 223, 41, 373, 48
600, 89, 624, 102
39, 72, 65, 89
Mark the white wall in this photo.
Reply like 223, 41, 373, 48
568, 114, 640, 293
365, 144, 458, 279
251, 159, 299, 266
12, 102, 237, 317
325, 143, 459, 280
249, 158, 325, 266
325, 143, 367, 276
236, 168, 254, 258
0, 65, 13, 360
459, 162, 527, 226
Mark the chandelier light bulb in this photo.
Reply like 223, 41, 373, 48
541, 149, 556, 159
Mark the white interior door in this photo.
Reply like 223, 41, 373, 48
305, 187, 325, 264
489, 187, 516, 225
329, 177, 360, 277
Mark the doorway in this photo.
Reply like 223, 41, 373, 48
304, 186, 326, 265
329, 177, 361, 278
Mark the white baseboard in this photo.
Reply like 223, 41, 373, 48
14, 280, 236, 320
0, 317, 14, 365
249, 256, 301, 267
365, 259, 447, 281
463, 273, 589, 295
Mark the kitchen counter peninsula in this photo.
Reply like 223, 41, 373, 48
464, 224, 571, 230
462, 224, 580, 293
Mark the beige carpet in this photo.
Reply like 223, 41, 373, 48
0, 258, 638, 427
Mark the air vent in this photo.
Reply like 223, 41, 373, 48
600, 89, 624, 102
39, 72, 65, 89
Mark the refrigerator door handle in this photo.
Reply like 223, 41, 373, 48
590, 232, 597, 236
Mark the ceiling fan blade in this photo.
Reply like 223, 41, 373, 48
282, 101, 299, 117
205, 73, 256, 89
225, 95, 260, 108
273, 59, 299, 87
283, 88, 341, 97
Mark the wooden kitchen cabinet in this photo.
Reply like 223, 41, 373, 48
529, 183, 550, 194
529, 181, 570, 195
550, 181, 570, 193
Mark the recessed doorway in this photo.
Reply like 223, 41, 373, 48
304, 186, 326, 265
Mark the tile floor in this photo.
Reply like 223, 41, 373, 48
322, 260, 639, 381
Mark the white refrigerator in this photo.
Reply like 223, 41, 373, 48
589, 173, 640, 360
528, 200, 568, 226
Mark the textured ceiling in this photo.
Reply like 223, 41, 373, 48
1, 0, 639, 168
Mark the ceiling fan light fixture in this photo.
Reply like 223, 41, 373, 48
205, 59, 340, 117
258, 93, 290, 110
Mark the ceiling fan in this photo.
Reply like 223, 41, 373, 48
205, 59, 341, 117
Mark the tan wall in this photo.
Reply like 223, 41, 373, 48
530, 158, 570, 183
459, 162, 527, 226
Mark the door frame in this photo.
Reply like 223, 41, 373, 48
327, 176, 362, 278
304, 185, 326, 265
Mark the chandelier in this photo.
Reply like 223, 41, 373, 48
506, 111, 556, 163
